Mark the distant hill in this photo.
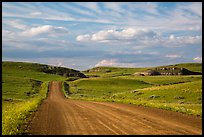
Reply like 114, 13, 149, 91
83, 66, 148, 77
84, 63, 202, 77
134, 66, 201, 76
2, 61, 87, 78
173, 63, 202, 73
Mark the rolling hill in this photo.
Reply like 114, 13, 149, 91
2, 61, 87, 135
83, 63, 202, 77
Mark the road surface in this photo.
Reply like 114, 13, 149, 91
28, 81, 202, 135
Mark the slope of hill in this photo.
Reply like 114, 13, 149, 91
2, 61, 86, 135
83, 66, 148, 77
67, 63, 202, 117
173, 63, 202, 73
68, 75, 202, 116
2, 61, 87, 78
84, 63, 202, 77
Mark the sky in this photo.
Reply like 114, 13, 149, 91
2, 2, 202, 70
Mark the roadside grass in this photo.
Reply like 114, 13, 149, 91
62, 82, 70, 98
2, 62, 67, 135
2, 82, 49, 135
68, 76, 202, 116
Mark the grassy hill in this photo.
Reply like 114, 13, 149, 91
83, 66, 149, 77
68, 63, 202, 116
67, 75, 202, 116
83, 63, 202, 77
2, 61, 87, 79
173, 63, 202, 73
2, 61, 86, 135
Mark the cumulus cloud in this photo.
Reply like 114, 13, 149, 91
193, 57, 202, 62
76, 28, 201, 49
166, 35, 202, 46
95, 59, 137, 68
76, 34, 91, 41
76, 28, 157, 43
21, 25, 68, 37
95, 59, 117, 67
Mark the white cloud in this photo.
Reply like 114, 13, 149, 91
95, 59, 117, 67
95, 59, 137, 68
3, 19, 27, 30
193, 57, 202, 62
3, 35, 72, 52
29, 12, 42, 16
76, 34, 91, 41
76, 28, 157, 42
76, 28, 201, 48
165, 54, 182, 58
166, 35, 202, 46
188, 25, 202, 31
75, 2, 102, 14
183, 2, 202, 17
21, 25, 68, 37
2, 30, 15, 39
103, 2, 124, 12
2, 2, 202, 33
169, 34, 175, 40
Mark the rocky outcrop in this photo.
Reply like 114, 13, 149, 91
134, 67, 201, 76
154, 67, 201, 75
39, 65, 87, 78
134, 70, 161, 76
87, 67, 111, 73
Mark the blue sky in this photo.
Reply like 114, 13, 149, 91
2, 2, 202, 70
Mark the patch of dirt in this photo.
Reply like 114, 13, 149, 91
28, 81, 202, 135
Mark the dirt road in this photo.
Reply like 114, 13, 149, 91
28, 81, 202, 135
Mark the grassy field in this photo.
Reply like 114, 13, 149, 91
2, 82, 49, 135
2, 61, 202, 134
67, 74, 202, 116
2, 62, 67, 135
83, 67, 148, 77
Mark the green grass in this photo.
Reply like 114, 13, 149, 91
119, 75, 202, 85
174, 63, 202, 73
2, 82, 49, 135
2, 77, 43, 100
68, 77, 152, 98
2, 61, 67, 135
83, 66, 148, 77
2, 65, 67, 82
84, 63, 202, 77
68, 76, 202, 116
62, 82, 70, 98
